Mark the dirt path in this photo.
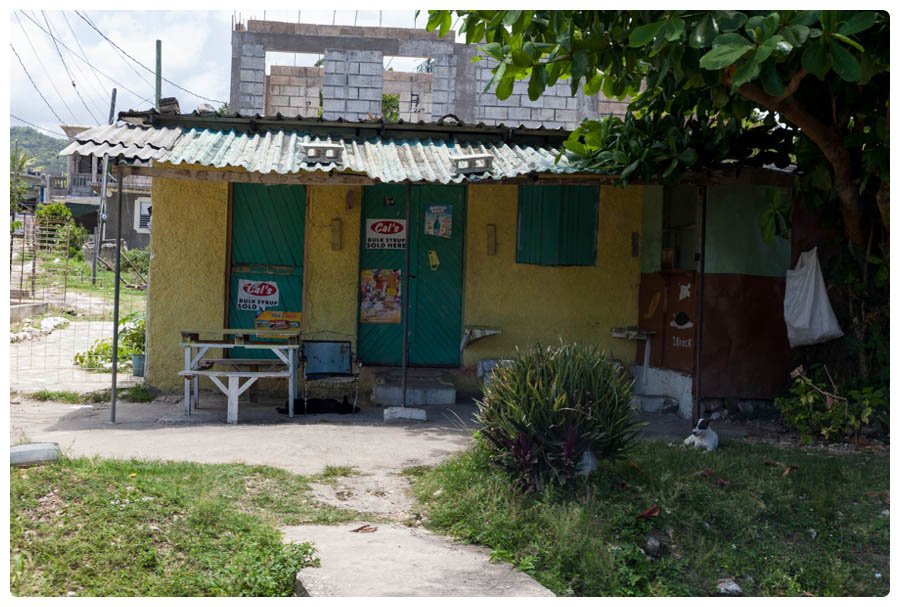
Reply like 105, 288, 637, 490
9, 320, 142, 393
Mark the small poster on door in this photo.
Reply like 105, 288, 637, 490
366, 219, 407, 249
237, 279, 280, 311
360, 269, 402, 323
424, 204, 452, 238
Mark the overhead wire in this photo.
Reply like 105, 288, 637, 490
40, 11, 110, 121
17, 10, 155, 107
75, 10, 228, 105
60, 10, 112, 98
10, 43, 66, 124
74, 10, 153, 89
10, 113, 68, 138
41, 10, 100, 124
13, 12, 80, 123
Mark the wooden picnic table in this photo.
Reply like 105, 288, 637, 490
179, 328, 302, 424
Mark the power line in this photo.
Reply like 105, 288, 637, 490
41, 10, 100, 124
13, 12, 80, 123
10, 113, 68, 138
50, 10, 116, 114
60, 10, 111, 98
10, 43, 66, 124
76, 11, 227, 105
75, 10, 153, 89
18, 11, 155, 107
42, 13, 111, 122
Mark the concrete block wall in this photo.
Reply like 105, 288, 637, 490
265, 66, 323, 117
231, 20, 629, 128
383, 72, 433, 122
321, 49, 384, 121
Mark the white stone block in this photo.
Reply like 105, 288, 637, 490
383, 407, 428, 422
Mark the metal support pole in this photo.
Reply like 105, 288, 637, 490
401, 182, 412, 407
93, 88, 117, 284
692, 185, 708, 426
13, 140, 19, 220
155, 41, 162, 110
111, 164, 124, 423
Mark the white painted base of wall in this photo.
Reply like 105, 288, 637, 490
630, 364, 693, 420
383, 407, 428, 422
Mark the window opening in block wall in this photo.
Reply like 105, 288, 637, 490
264, 52, 326, 118
382, 56, 432, 122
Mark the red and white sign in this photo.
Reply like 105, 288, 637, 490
237, 279, 280, 311
366, 218, 407, 249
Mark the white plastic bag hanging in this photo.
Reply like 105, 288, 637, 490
784, 247, 843, 348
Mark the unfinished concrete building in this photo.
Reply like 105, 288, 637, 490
231, 20, 628, 128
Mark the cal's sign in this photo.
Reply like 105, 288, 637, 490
366, 218, 407, 249
237, 279, 280, 311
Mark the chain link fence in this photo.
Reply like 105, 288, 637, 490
10, 216, 148, 395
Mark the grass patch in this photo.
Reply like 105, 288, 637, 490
410, 440, 890, 597
30, 390, 84, 404
29, 384, 157, 404
10, 457, 361, 596
318, 465, 357, 480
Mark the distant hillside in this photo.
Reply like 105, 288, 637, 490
10, 126, 68, 175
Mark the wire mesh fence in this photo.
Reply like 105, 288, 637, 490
9, 217, 148, 395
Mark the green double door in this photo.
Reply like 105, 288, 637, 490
227, 183, 305, 359
357, 184, 466, 366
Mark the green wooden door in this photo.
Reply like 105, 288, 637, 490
408, 185, 466, 366
228, 183, 305, 358
357, 184, 466, 366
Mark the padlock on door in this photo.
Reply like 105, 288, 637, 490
428, 250, 440, 270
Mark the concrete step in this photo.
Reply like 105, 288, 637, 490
283, 522, 554, 597
372, 369, 456, 406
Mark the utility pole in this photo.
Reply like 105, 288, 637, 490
92, 88, 117, 285
13, 139, 19, 221
155, 40, 162, 110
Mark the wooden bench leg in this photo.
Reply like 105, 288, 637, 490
288, 351, 296, 418
184, 377, 192, 416
193, 377, 200, 409
249, 364, 259, 403
226, 376, 239, 424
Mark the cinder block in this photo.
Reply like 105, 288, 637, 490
239, 81, 263, 95
359, 62, 382, 76
323, 73, 347, 87
240, 69, 263, 83
347, 87, 359, 99
508, 107, 532, 121
543, 96, 567, 109
358, 87, 382, 101
241, 57, 265, 71
268, 95, 290, 106
554, 108, 577, 123
323, 99, 345, 112
241, 43, 265, 58
484, 106, 509, 120
348, 62, 360, 75
348, 75, 380, 88
346, 100, 371, 113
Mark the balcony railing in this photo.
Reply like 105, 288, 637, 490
48, 173, 152, 198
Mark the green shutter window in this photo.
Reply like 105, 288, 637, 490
516, 185, 599, 266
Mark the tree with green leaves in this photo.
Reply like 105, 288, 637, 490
10, 148, 36, 216
427, 10, 889, 384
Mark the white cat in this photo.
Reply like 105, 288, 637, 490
683, 418, 718, 452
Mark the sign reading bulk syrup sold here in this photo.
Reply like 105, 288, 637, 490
236, 279, 280, 311
365, 218, 407, 249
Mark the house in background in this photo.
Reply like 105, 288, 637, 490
66, 109, 803, 423
53, 124, 155, 250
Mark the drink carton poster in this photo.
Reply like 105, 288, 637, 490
359, 269, 402, 323
424, 204, 452, 238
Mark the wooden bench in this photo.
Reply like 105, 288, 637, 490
180, 329, 301, 423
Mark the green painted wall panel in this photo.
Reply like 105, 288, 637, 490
640, 186, 664, 273
228, 183, 306, 358
705, 185, 790, 277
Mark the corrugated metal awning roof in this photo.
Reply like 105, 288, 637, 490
59, 124, 183, 161
58, 123, 585, 183
158, 128, 581, 183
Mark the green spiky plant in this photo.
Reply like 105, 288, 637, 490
476, 341, 644, 491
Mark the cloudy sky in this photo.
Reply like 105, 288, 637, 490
8, 8, 442, 141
